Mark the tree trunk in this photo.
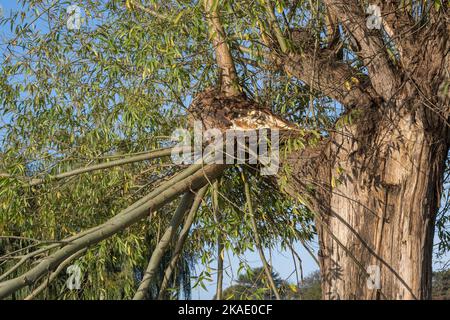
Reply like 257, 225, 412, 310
283, 100, 449, 300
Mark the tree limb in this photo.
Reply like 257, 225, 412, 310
133, 192, 196, 300
323, 0, 400, 99
373, 0, 418, 69
212, 180, 224, 300
0, 164, 226, 299
157, 186, 208, 299
24, 249, 87, 300
243, 171, 281, 300
253, 22, 377, 108
262, 0, 288, 53
282, 51, 376, 108
204, 0, 240, 96
1, 146, 189, 187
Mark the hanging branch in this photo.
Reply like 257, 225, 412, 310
242, 171, 281, 300
0, 146, 190, 187
0, 164, 207, 285
133, 192, 196, 300
289, 242, 304, 285
263, 208, 321, 268
212, 180, 224, 300
157, 186, 208, 299
24, 249, 87, 300
0, 164, 226, 299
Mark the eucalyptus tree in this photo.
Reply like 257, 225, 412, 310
0, 0, 449, 300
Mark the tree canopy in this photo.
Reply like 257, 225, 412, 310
0, 0, 448, 300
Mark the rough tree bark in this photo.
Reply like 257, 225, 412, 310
274, 1, 449, 299
316, 104, 448, 300
284, 101, 449, 300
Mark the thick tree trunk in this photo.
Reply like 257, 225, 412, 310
283, 100, 449, 300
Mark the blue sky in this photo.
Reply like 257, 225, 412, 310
192, 242, 319, 300
0, 1, 18, 20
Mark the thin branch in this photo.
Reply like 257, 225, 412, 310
288, 242, 304, 283
129, 1, 168, 20
1, 147, 189, 187
24, 249, 87, 300
212, 180, 224, 300
242, 171, 281, 300
262, 0, 288, 53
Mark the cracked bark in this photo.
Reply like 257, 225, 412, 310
268, 1, 449, 300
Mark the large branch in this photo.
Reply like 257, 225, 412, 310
0, 164, 226, 299
256, 3, 377, 109
323, 0, 400, 100
133, 191, 196, 300
373, 0, 418, 69
1, 147, 188, 187
281, 51, 376, 108
204, 0, 240, 97
157, 186, 208, 299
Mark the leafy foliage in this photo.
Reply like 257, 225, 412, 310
0, 0, 448, 300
